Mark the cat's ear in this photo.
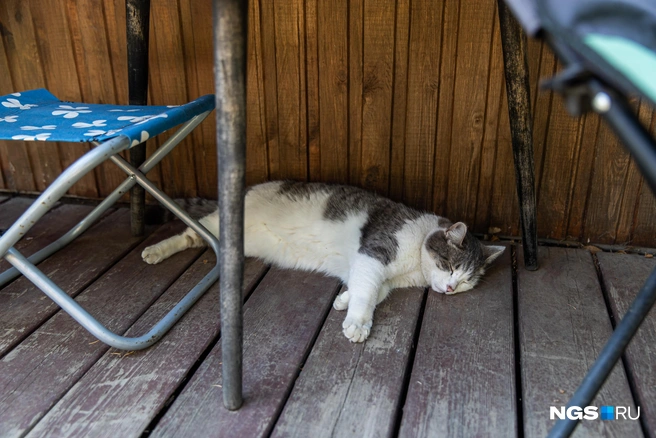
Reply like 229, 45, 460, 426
446, 222, 467, 246
483, 245, 505, 266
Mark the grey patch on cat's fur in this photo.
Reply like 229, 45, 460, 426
278, 181, 422, 265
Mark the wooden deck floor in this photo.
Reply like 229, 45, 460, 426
0, 196, 654, 438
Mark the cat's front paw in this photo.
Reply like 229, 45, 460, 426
333, 290, 350, 310
142, 245, 164, 264
342, 316, 372, 343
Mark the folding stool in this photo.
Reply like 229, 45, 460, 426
0, 88, 219, 350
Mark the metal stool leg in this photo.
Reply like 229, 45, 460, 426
214, 0, 247, 411
497, 0, 539, 271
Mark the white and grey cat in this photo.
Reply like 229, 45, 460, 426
142, 181, 505, 343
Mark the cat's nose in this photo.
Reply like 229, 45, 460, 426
447, 285, 454, 293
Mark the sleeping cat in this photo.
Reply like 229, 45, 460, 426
141, 181, 505, 343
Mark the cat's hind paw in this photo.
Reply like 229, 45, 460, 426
342, 316, 372, 343
142, 245, 165, 265
333, 291, 350, 311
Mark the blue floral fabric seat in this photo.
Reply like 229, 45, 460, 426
0, 88, 219, 351
0, 89, 214, 146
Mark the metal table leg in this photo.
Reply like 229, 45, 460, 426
213, 0, 247, 411
497, 0, 539, 271
126, 0, 151, 237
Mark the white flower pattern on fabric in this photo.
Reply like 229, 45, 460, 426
0, 115, 18, 123
21, 125, 56, 130
10, 93, 21, 97
83, 128, 122, 137
108, 108, 142, 112
2, 98, 37, 110
52, 105, 92, 119
118, 113, 168, 125
130, 130, 149, 147
12, 133, 51, 141
72, 120, 107, 128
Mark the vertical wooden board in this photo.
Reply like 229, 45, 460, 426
67, 0, 127, 197
536, 97, 584, 240
149, 0, 197, 199
402, 0, 442, 211
30, 0, 98, 198
565, 113, 600, 240
151, 268, 342, 438
517, 247, 640, 437
631, 110, 656, 246
388, 0, 410, 201
445, 0, 495, 225
529, 42, 557, 197
597, 252, 656, 435
272, 0, 307, 181
430, 0, 458, 214
102, 0, 128, 105
0, 222, 203, 437
473, 10, 503, 233
583, 121, 631, 244
317, 0, 348, 184
244, 0, 269, 186
0, 208, 148, 356
488, 81, 520, 236
272, 286, 424, 438
305, 0, 320, 181
399, 246, 515, 438
358, 0, 395, 195
259, 0, 280, 180
26, 257, 268, 438
348, 0, 363, 187
0, 40, 11, 190
615, 100, 654, 244
0, 1, 53, 193
180, 0, 218, 198
632, 185, 656, 247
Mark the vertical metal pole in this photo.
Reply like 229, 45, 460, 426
214, 0, 247, 410
126, 0, 151, 236
497, 0, 539, 270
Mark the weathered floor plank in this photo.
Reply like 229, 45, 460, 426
0, 208, 143, 355
399, 245, 516, 438
27, 255, 269, 438
597, 252, 656, 436
271, 285, 425, 438
0, 199, 85, 274
151, 268, 342, 438
0, 222, 202, 438
518, 247, 641, 437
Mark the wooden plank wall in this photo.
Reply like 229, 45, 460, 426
0, 0, 655, 247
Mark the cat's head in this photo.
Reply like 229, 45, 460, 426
421, 222, 504, 294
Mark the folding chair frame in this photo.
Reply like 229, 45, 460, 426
541, 35, 656, 437
0, 110, 219, 350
